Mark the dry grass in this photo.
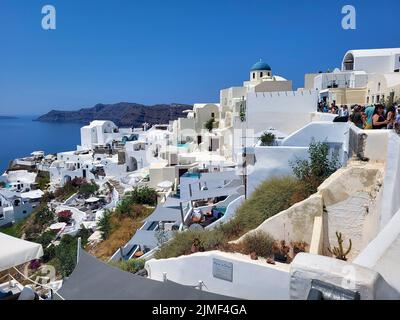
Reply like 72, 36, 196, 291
88, 207, 153, 261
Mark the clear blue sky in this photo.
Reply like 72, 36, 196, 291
1, 0, 399, 115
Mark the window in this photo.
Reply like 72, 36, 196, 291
23, 210, 27, 214
211, 113, 215, 118
252, 73, 255, 79
378, 82, 381, 91
377, 95, 380, 103
0, 213, 4, 220
367, 96, 370, 104
260, 72, 263, 77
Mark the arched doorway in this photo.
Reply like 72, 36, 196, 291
127, 157, 138, 172
343, 53, 354, 71
63, 175, 72, 185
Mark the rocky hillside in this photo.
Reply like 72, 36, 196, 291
35, 102, 193, 127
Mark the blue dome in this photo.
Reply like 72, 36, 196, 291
251, 61, 271, 71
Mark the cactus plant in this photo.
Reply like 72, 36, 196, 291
328, 231, 352, 261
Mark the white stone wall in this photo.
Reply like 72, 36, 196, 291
378, 132, 400, 228
318, 163, 384, 260
354, 208, 400, 292
290, 253, 399, 300
281, 122, 349, 148
146, 251, 291, 300
246, 90, 318, 136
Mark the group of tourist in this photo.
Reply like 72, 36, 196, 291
318, 101, 400, 130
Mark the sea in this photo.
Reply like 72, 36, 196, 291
0, 116, 83, 173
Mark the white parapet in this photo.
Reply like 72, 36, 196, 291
290, 253, 399, 300
146, 250, 291, 300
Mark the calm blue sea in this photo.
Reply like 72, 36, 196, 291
0, 116, 83, 173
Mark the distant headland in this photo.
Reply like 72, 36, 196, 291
35, 102, 193, 127
0, 115, 18, 120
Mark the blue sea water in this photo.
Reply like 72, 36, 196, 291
0, 116, 83, 173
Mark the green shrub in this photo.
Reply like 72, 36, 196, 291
129, 186, 158, 206
241, 231, 275, 258
54, 181, 78, 201
290, 141, 340, 195
0, 218, 27, 238
76, 225, 92, 247
35, 171, 50, 190
43, 245, 56, 263
113, 259, 146, 274
55, 235, 78, 277
155, 231, 199, 259
78, 182, 99, 198
24, 205, 56, 238
155, 229, 225, 259
231, 176, 301, 234
98, 210, 112, 240
33, 205, 55, 226
36, 230, 57, 247
259, 132, 276, 146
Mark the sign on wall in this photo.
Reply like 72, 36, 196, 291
212, 258, 233, 282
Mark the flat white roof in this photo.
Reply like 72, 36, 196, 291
346, 48, 400, 58
21, 190, 44, 199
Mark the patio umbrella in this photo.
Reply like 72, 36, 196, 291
0, 233, 43, 272
85, 197, 100, 203
49, 222, 67, 231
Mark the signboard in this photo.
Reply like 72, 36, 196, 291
212, 258, 233, 282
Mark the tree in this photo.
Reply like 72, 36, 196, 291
204, 118, 214, 132
97, 210, 112, 240
290, 141, 340, 195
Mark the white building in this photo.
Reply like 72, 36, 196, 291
308, 48, 400, 106
342, 48, 400, 73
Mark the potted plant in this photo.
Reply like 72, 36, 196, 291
57, 210, 72, 224
292, 241, 308, 256
273, 240, 290, 263
250, 252, 258, 260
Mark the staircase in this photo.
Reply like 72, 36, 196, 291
108, 178, 125, 196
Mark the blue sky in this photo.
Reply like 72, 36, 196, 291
0, 0, 399, 115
